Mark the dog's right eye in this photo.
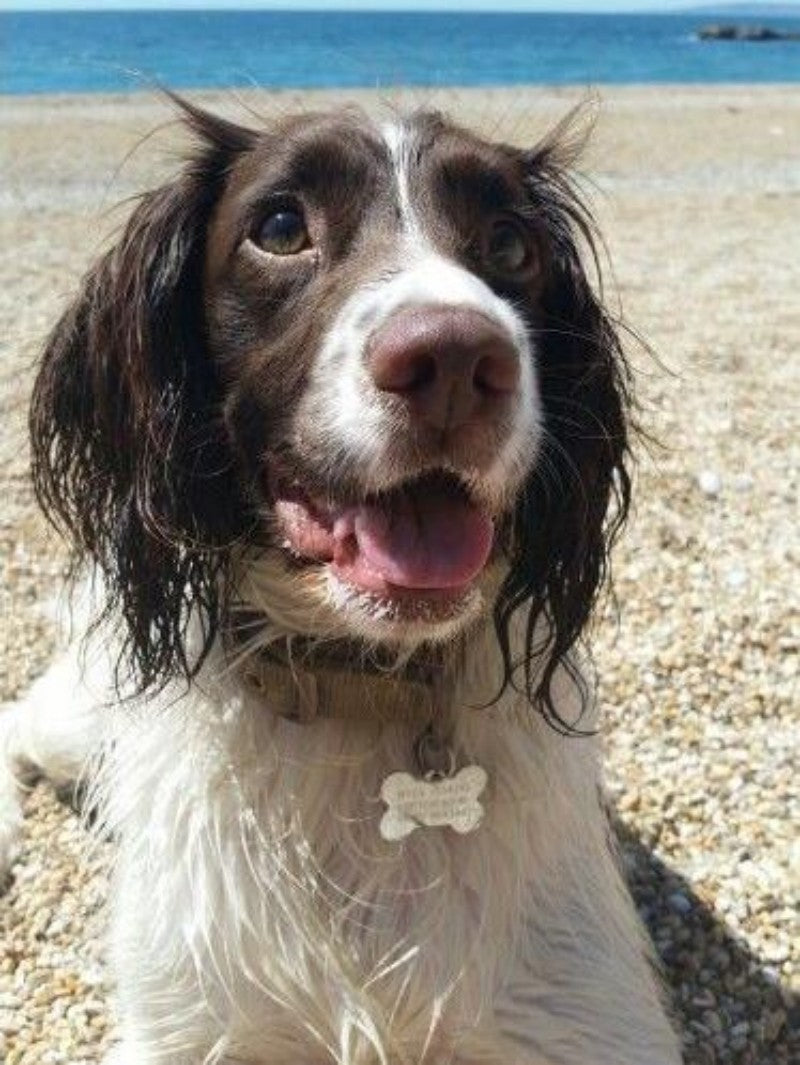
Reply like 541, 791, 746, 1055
485, 219, 531, 276
254, 209, 310, 256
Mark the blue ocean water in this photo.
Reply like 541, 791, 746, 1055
2, 10, 800, 95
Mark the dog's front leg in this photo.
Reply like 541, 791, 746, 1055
0, 644, 109, 877
103, 1042, 151, 1065
104, 1044, 205, 1065
104, 1035, 253, 1065
451, 1026, 570, 1065
491, 923, 683, 1065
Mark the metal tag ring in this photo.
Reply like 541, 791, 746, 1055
414, 728, 456, 779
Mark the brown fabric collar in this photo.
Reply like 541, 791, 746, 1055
234, 634, 451, 727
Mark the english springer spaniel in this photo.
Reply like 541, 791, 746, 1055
0, 99, 681, 1065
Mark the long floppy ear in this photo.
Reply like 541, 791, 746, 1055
30, 99, 257, 693
495, 124, 633, 732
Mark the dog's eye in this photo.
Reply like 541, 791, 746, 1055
255, 209, 310, 255
485, 220, 529, 275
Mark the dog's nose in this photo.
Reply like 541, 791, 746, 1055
367, 305, 520, 431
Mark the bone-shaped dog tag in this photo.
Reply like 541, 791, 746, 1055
379, 765, 488, 841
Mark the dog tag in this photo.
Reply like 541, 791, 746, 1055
379, 765, 488, 841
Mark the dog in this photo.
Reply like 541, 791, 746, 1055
0, 98, 682, 1065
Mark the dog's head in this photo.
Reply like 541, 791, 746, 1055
31, 98, 631, 724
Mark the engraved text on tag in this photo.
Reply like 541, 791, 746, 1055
379, 765, 488, 840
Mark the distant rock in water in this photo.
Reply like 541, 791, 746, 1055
697, 23, 800, 42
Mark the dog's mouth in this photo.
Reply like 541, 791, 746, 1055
269, 466, 495, 604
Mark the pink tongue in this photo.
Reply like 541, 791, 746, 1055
334, 481, 493, 591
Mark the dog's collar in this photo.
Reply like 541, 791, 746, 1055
236, 634, 445, 725
232, 630, 489, 829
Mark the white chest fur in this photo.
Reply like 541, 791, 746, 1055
101, 664, 677, 1065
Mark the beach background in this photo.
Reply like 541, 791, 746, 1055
1, 6, 799, 1065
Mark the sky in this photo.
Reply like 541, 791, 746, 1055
3, 0, 797, 12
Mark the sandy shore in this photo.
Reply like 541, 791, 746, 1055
1, 85, 798, 1065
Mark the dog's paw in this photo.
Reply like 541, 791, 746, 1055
0, 805, 22, 887
0, 705, 26, 885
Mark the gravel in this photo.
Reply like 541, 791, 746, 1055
1, 86, 798, 1065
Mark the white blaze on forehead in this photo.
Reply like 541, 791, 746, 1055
301, 119, 542, 503
382, 120, 425, 242
347, 255, 530, 354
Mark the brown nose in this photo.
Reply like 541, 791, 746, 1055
367, 305, 520, 431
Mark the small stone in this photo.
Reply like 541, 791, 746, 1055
764, 1008, 786, 1041
724, 567, 747, 589
0, 1013, 21, 1036
697, 470, 722, 496
667, 891, 693, 916
692, 989, 717, 1008
702, 1009, 723, 1033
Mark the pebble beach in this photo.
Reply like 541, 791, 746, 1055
0, 85, 798, 1064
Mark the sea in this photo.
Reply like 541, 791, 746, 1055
3, 9, 800, 95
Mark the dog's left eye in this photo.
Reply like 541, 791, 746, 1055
255, 209, 310, 255
485, 220, 530, 275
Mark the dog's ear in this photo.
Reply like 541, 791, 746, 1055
30, 100, 257, 693
495, 122, 633, 731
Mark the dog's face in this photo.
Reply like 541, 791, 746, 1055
204, 110, 543, 643
31, 100, 630, 720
